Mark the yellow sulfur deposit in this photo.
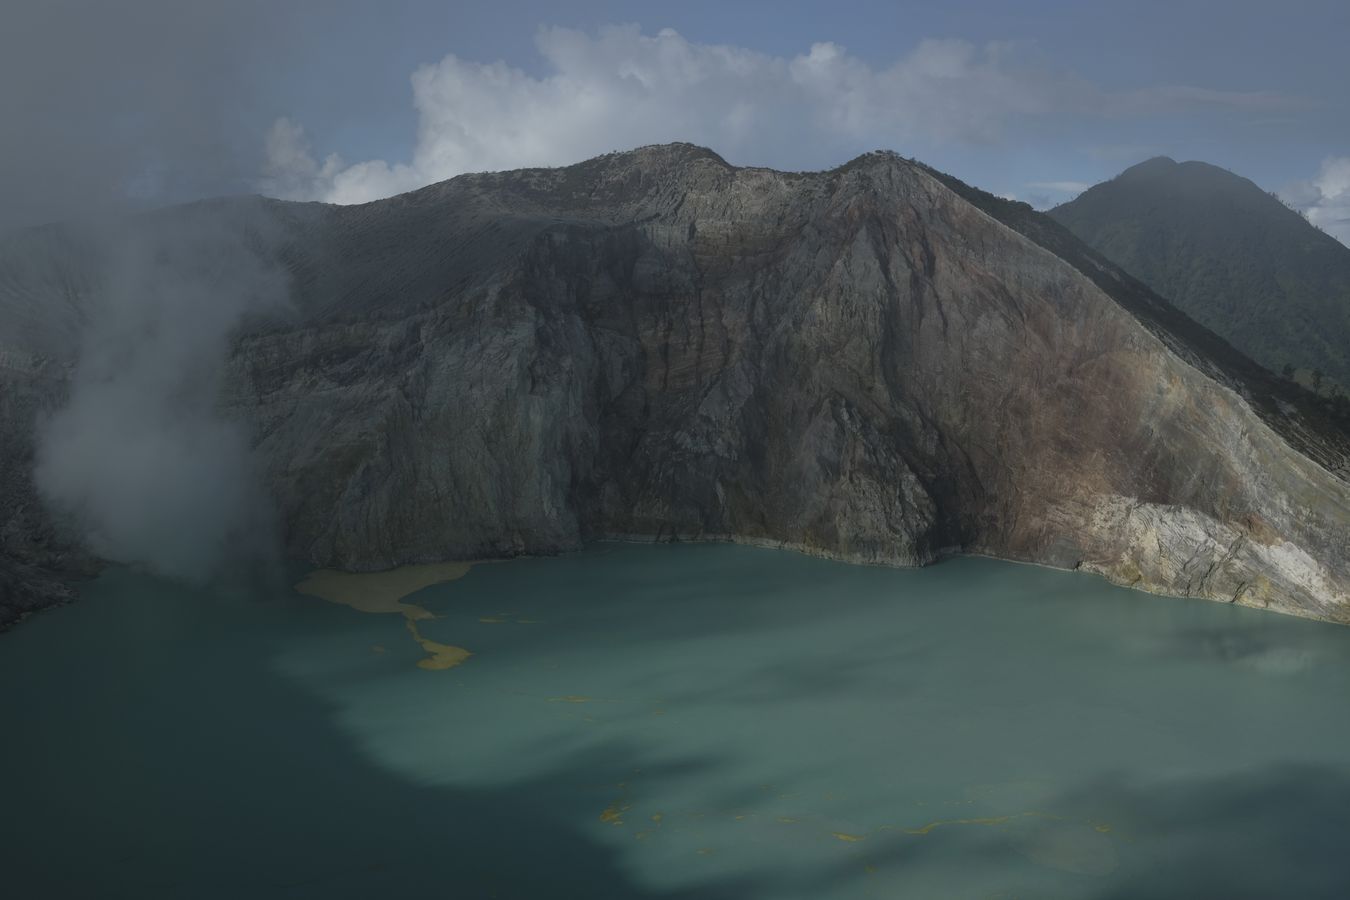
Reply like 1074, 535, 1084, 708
296, 561, 472, 670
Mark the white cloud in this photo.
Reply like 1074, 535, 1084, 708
1281, 157, 1350, 247
260, 118, 347, 201
261, 25, 1309, 205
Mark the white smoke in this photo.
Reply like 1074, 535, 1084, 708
34, 207, 290, 583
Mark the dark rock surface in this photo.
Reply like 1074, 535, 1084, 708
3, 144, 1349, 627
0, 346, 88, 631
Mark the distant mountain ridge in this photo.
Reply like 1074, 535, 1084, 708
1049, 156, 1350, 391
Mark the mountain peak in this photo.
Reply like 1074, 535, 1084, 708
1051, 156, 1350, 389
1112, 156, 1261, 193
588, 142, 731, 171
1119, 156, 1179, 179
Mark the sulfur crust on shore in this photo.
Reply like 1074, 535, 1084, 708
295, 562, 473, 669
295, 562, 471, 617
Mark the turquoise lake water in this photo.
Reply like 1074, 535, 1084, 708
3, 543, 1350, 898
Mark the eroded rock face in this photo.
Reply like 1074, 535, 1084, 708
3, 144, 1349, 626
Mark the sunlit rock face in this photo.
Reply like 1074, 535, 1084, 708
3, 144, 1350, 624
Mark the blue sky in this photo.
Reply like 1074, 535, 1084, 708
5, 0, 1350, 236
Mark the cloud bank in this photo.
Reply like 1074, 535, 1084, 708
1282, 157, 1350, 246
263, 25, 1305, 204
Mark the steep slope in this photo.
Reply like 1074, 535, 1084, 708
0, 223, 96, 627
1049, 157, 1350, 389
3, 144, 1349, 629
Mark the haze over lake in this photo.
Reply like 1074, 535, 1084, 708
4, 543, 1350, 898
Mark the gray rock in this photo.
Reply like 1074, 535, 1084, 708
3, 144, 1349, 627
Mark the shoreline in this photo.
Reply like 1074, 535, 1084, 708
6, 532, 1341, 634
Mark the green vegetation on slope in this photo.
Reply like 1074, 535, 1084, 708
1049, 157, 1350, 395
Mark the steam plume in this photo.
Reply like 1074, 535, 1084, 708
34, 205, 290, 583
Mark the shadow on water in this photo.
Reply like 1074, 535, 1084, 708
803, 764, 1350, 899
0, 594, 750, 899
1077, 765, 1350, 898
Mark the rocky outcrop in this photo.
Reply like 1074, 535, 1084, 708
3, 144, 1349, 627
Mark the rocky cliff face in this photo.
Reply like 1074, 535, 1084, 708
3, 144, 1349, 627
0, 348, 81, 625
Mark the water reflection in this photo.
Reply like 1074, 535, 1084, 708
1134, 623, 1321, 675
